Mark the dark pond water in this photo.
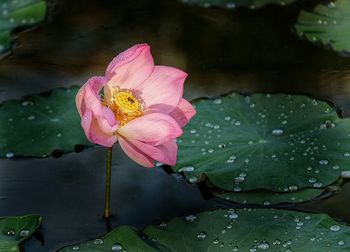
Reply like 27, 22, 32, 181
1, 0, 350, 251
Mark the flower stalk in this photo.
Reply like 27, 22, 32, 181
104, 146, 113, 219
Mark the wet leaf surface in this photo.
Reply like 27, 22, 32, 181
59, 208, 350, 251
0, 0, 46, 56
1, 0, 350, 251
174, 93, 350, 192
0, 87, 91, 157
296, 0, 350, 55
0, 215, 41, 252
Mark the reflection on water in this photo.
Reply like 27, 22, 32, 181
1, 0, 350, 251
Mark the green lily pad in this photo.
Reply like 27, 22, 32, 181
0, 0, 46, 56
0, 87, 91, 158
295, 0, 350, 55
57, 226, 159, 252
59, 209, 350, 251
211, 178, 344, 205
0, 215, 42, 252
180, 0, 297, 9
173, 93, 350, 192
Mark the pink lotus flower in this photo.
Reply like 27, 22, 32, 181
76, 44, 196, 167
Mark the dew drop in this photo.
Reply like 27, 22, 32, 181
178, 166, 194, 172
218, 143, 226, 148
19, 229, 30, 237
27, 115, 35, 120
338, 240, 345, 246
93, 238, 104, 245
111, 243, 123, 251
257, 242, 270, 250
340, 170, 350, 178
6, 229, 15, 236
213, 99, 222, 104
21, 101, 34, 106
313, 182, 323, 188
233, 186, 242, 192
319, 160, 328, 165
308, 178, 316, 183
197, 232, 207, 240
330, 225, 341, 232
72, 245, 80, 250
189, 176, 198, 183
185, 214, 197, 222
228, 213, 238, 219
272, 129, 283, 136
6, 152, 14, 158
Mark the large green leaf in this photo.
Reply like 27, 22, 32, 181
0, 215, 42, 252
173, 93, 350, 192
180, 0, 297, 9
0, 87, 91, 158
58, 209, 350, 251
0, 0, 46, 56
57, 226, 159, 252
295, 0, 350, 55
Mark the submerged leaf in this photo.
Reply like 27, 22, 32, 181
211, 178, 344, 205
173, 93, 350, 192
179, 0, 297, 9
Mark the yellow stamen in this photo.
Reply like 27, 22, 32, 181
105, 88, 143, 126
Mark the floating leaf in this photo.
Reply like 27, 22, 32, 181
295, 0, 350, 55
59, 209, 350, 251
0, 0, 46, 55
0, 87, 91, 158
0, 215, 42, 252
173, 93, 350, 192
57, 226, 159, 252
180, 0, 297, 9
144, 208, 350, 251
212, 178, 344, 205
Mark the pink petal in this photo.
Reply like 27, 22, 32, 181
75, 86, 85, 117
118, 137, 154, 167
117, 113, 183, 146
77, 76, 106, 117
170, 99, 196, 127
81, 109, 117, 147
105, 44, 154, 90
137, 66, 187, 114
130, 140, 178, 166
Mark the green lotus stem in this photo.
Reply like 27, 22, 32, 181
104, 146, 113, 219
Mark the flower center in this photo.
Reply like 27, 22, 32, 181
108, 89, 143, 126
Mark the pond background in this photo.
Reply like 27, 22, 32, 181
1, 0, 350, 251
